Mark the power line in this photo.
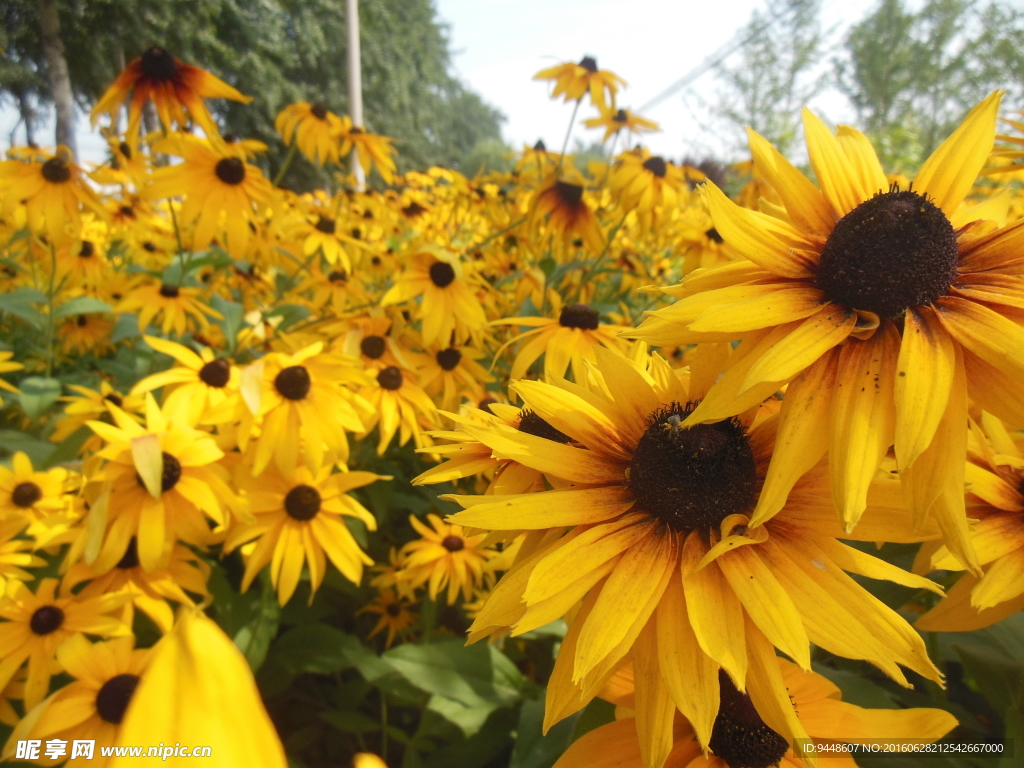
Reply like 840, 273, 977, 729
638, 1, 798, 113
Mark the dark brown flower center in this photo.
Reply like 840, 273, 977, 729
386, 602, 402, 617
30, 605, 65, 635
377, 366, 403, 391
441, 535, 465, 552
274, 365, 311, 400
79, 240, 95, 258
310, 102, 329, 120
284, 484, 321, 521
41, 157, 71, 183
215, 157, 246, 185
643, 156, 667, 178
12, 482, 42, 508
816, 188, 958, 318
116, 537, 140, 570
315, 216, 335, 234
96, 674, 141, 724
555, 180, 584, 207
159, 283, 180, 298
479, 397, 498, 414
629, 403, 757, 533
558, 303, 600, 330
517, 409, 572, 443
135, 452, 183, 493
361, 335, 386, 359
199, 358, 231, 388
402, 202, 427, 217
579, 56, 598, 73
706, 227, 724, 244
613, 109, 628, 123
140, 46, 178, 81
119, 205, 135, 218
76, 315, 89, 327
429, 261, 456, 288
436, 348, 462, 371
327, 270, 347, 284
104, 393, 123, 407
710, 670, 789, 768
119, 141, 132, 159
533, 140, 547, 152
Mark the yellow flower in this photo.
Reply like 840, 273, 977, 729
609, 150, 686, 216
0, 452, 67, 521
530, 172, 604, 253
59, 313, 115, 356
3, 635, 152, 767
302, 212, 352, 270
359, 365, 438, 455
533, 56, 626, 109
416, 342, 494, 412
50, 382, 144, 451
110, 610, 288, 768
0, 351, 22, 407
398, 514, 493, 604
226, 466, 384, 605
276, 102, 346, 165
116, 281, 221, 338
583, 106, 660, 143
0, 578, 130, 711
0, 518, 45, 594
357, 588, 417, 648
339, 123, 398, 184
632, 92, 1019, 573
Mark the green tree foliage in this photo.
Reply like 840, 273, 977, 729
836, 0, 1024, 172
0, 0, 505, 186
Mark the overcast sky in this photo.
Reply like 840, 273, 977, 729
3, 0, 893, 164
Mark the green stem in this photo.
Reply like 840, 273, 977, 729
273, 143, 299, 187
380, 694, 389, 763
45, 242, 57, 378
574, 214, 628, 302
601, 132, 620, 188
557, 99, 582, 172
464, 216, 527, 256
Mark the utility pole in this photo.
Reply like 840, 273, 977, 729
346, 0, 366, 191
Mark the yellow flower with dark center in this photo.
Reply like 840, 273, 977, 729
398, 514, 494, 604
250, 342, 371, 475
132, 336, 239, 426
584, 106, 660, 143
357, 587, 417, 648
303, 264, 372, 315
59, 313, 115, 356
632, 92, 1021, 573
490, 297, 628, 381
0, 352, 22, 407
534, 56, 626, 109
2, 634, 151, 766
0, 452, 67, 522
337, 313, 416, 372
417, 343, 494, 412
0, 518, 45, 595
85, 395, 236, 572
0, 578, 131, 711
339, 123, 398, 184
116, 280, 222, 338
0, 147, 107, 244
50, 381, 144, 450
359, 365, 438, 455
276, 102, 346, 165
554, 658, 956, 768
91, 45, 251, 145
610, 150, 686, 216
443, 349, 943, 761
144, 137, 272, 258
63, 539, 211, 634
226, 465, 383, 605
916, 413, 1024, 631
530, 172, 605, 253
303, 212, 351, 270
381, 249, 487, 347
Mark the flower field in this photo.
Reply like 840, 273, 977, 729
1, 40, 1024, 768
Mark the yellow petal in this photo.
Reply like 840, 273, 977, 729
131, 433, 164, 499
688, 285, 826, 333
633, 619, 676, 768
446, 487, 634, 530
803, 108, 869, 216
744, 616, 812, 752
935, 295, 1024, 381
836, 125, 888, 198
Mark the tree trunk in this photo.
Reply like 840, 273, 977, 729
36, 0, 77, 159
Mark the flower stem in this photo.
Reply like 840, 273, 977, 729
273, 142, 299, 187
557, 99, 582, 172
45, 242, 57, 378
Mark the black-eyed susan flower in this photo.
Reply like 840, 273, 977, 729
276, 102, 346, 166
85, 395, 237, 572
338, 312, 417, 372
91, 45, 251, 144
609, 149, 686, 217
916, 413, 1024, 631
116, 280, 222, 338
381, 249, 487, 347
0, 578, 131, 711
302, 212, 352, 270
491, 297, 628, 381
444, 349, 943, 760
554, 658, 956, 768
58, 313, 115, 357
132, 336, 239, 426
534, 57, 626, 109
0, 147, 106, 244
357, 588, 417, 648
416, 342, 493, 412
0, 518, 45, 594
249, 343, 371, 475
632, 92, 1022, 573
359, 365, 438, 455
530, 171, 604, 253
112, 610, 288, 767
0, 452, 67, 522
584, 106, 660, 144
302, 265, 372, 316
398, 514, 494, 605
50, 382, 144, 453
144, 137, 272, 258
226, 466, 384, 605
2, 634, 151, 765
339, 123, 398, 184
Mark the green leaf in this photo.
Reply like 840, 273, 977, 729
812, 664, 900, 709
0, 430, 57, 467
953, 643, 1024, 714
52, 296, 114, 318
112, 313, 141, 342
43, 425, 91, 468
510, 696, 581, 768
271, 624, 358, 675
210, 294, 245, 352
18, 377, 62, 421
0, 287, 46, 330
319, 709, 382, 734
570, 697, 616, 744
232, 575, 280, 672
425, 695, 496, 738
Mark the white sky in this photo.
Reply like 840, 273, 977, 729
0, 0, 980, 165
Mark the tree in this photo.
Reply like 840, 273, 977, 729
836, 0, 1024, 171
711, 0, 827, 157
